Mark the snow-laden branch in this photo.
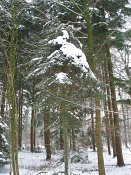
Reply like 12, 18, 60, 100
48, 30, 96, 80
55, 72, 72, 85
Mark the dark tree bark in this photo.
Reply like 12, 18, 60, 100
104, 102, 111, 155
72, 129, 76, 151
102, 65, 111, 155
30, 78, 36, 153
44, 100, 51, 160
18, 88, 23, 150
60, 128, 64, 149
91, 111, 96, 151
84, 1, 106, 174
7, 1, 19, 174
1, 89, 6, 120
104, 64, 116, 157
119, 89, 128, 148
30, 106, 35, 153
106, 45, 125, 166
0, 88, 6, 152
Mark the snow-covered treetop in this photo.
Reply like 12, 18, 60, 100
48, 30, 96, 80
28, 29, 96, 87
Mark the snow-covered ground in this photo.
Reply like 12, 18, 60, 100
1, 147, 131, 175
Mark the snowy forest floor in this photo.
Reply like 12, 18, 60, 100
1, 147, 131, 175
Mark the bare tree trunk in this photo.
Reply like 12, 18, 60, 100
91, 111, 96, 151
1, 89, 6, 120
84, 1, 106, 174
102, 65, 111, 155
60, 104, 64, 150
34, 127, 36, 150
59, 85, 69, 175
0, 126, 2, 152
44, 99, 51, 160
106, 45, 125, 166
60, 128, 64, 149
104, 103, 111, 155
126, 106, 131, 145
30, 107, 34, 153
7, 1, 19, 174
18, 88, 23, 150
61, 87, 69, 175
95, 98, 106, 175
0, 53, 7, 152
104, 64, 116, 157
72, 129, 76, 151
0, 88, 6, 152
63, 119, 68, 175
119, 89, 128, 148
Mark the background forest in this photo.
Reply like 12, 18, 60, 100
0, 0, 131, 175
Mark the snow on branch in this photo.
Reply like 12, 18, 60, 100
48, 30, 69, 45
55, 72, 72, 85
48, 30, 96, 79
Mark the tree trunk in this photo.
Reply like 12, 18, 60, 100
126, 106, 131, 145
0, 88, 6, 152
104, 64, 116, 157
102, 65, 111, 155
7, 1, 19, 174
104, 103, 111, 155
44, 99, 51, 160
84, 1, 106, 174
60, 128, 64, 149
0, 53, 7, 152
91, 111, 96, 151
0, 128, 2, 152
72, 129, 76, 151
95, 98, 106, 175
61, 87, 69, 175
18, 88, 23, 150
1, 89, 6, 120
30, 107, 35, 153
60, 104, 64, 149
30, 78, 36, 153
63, 118, 68, 175
34, 128, 36, 150
119, 89, 128, 148
106, 45, 125, 166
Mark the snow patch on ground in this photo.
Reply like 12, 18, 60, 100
1, 148, 131, 175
